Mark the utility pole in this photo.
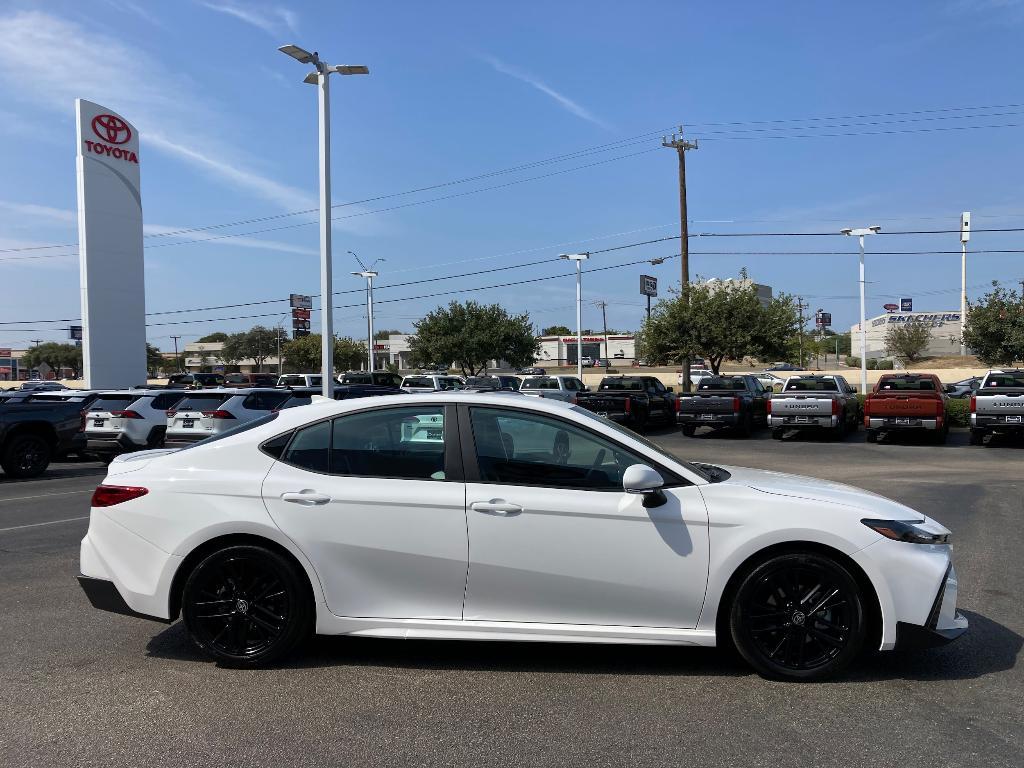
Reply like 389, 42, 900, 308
663, 127, 698, 391
596, 300, 609, 363
170, 335, 182, 373
30, 339, 43, 347
960, 212, 971, 357
796, 298, 807, 369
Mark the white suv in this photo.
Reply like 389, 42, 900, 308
84, 390, 188, 457
164, 388, 292, 448
519, 375, 586, 403
400, 374, 466, 393
277, 374, 324, 388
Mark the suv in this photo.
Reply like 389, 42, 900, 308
401, 375, 466, 393
84, 390, 188, 457
277, 373, 324, 388
340, 371, 404, 387
464, 375, 521, 391
224, 372, 277, 388
166, 373, 225, 389
164, 388, 292, 448
519, 375, 585, 402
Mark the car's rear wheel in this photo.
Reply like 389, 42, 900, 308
181, 545, 312, 667
865, 429, 877, 443
681, 425, 696, 437
771, 428, 784, 440
1, 434, 51, 478
735, 412, 753, 438
969, 428, 985, 446
730, 552, 866, 681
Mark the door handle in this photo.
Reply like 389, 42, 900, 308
281, 490, 332, 506
470, 500, 523, 516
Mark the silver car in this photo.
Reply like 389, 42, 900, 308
164, 388, 292, 448
519, 375, 586, 403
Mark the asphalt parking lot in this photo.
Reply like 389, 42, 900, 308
1, 429, 1021, 768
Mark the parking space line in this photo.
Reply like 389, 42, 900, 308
0, 515, 90, 533
0, 489, 93, 503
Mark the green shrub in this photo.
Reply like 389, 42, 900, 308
946, 398, 970, 427
875, 359, 894, 370
866, 358, 878, 370
846, 356, 860, 367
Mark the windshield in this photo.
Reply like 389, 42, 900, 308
984, 373, 1024, 388
521, 378, 559, 390
570, 406, 710, 482
784, 379, 839, 392
600, 378, 643, 391
698, 377, 747, 391
877, 377, 936, 391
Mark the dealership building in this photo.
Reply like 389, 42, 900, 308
382, 333, 639, 369
850, 310, 964, 359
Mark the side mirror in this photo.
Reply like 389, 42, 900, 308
622, 464, 666, 507
666, 386, 674, 392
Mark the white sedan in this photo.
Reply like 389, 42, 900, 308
78, 392, 967, 680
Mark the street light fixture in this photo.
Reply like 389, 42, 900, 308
279, 43, 369, 397
560, 253, 590, 379
349, 251, 384, 373
841, 225, 881, 394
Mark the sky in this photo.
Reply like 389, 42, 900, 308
2, 0, 1024, 352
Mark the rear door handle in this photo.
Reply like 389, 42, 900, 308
281, 490, 332, 506
470, 500, 523, 516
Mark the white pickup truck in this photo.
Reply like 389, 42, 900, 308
768, 374, 861, 440
519, 375, 586, 403
970, 369, 1024, 445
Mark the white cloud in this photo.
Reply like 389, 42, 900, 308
482, 54, 611, 130
199, 1, 300, 35
0, 201, 76, 225
0, 10, 315, 212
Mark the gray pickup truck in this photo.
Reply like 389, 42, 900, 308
678, 374, 769, 437
970, 369, 1024, 445
768, 374, 861, 440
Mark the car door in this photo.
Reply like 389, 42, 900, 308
460, 405, 709, 628
261, 403, 468, 620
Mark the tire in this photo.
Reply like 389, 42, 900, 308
771, 428, 784, 441
181, 544, 313, 668
865, 430, 877, 443
935, 425, 949, 445
730, 552, 867, 681
735, 412, 753, 438
1, 433, 51, 478
969, 428, 985, 446
681, 425, 696, 437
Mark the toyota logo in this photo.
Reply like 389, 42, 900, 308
91, 113, 132, 145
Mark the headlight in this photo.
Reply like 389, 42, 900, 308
861, 518, 949, 545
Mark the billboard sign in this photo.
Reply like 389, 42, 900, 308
0, 348, 11, 357
291, 308, 310, 320
640, 275, 658, 297
883, 303, 899, 313
815, 311, 832, 328
69, 325, 83, 341
289, 294, 312, 310
293, 328, 310, 339
76, 99, 146, 388
900, 297, 913, 312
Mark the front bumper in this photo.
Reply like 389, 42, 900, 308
894, 562, 968, 649
868, 417, 939, 431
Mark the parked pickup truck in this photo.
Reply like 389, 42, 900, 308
575, 375, 677, 430
678, 375, 769, 438
970, 369, 1024, 445
864, 373, 949, 444
768, 374, 861, 440
0, 390, 100, 477
519, 375, 586, 403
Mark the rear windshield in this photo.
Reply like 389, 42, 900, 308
90, 395, 136, 411
466, 378, 499, 388
521, 378, 559, 390
984, 374, 1024, 388
600, 378, 643, 391
877, 377, 936, 391
174, 393, 231, 411
279, 375, 321, 386
342, 373, 372, 384
403, 377, 434, 388
441, 378, 464, 389
784, 379, 839, 392
698, 377, 747, 391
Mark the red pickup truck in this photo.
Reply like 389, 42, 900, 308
863, 373, 949, 444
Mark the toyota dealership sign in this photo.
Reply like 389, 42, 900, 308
83, 113, 139, 164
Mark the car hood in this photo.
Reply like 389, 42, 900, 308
715, 464, 922, 518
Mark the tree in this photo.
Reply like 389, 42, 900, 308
146, 343, 164, 376
21, 342, 82, 378
410, 301, 539, 376
198, 332, 228, 343
884, 321, 931, 365
334, 336, 368, 371
961, 282, 1024, 365
635, 273, 799, 375
373, 328, 401, 340
280, 334, 367, 373
541, 325, 572, 336
221, 326, 278, 371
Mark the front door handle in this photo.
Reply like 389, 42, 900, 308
470, 500, 523, 516
281, 490, 332, 506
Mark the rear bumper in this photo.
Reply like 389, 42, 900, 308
678, 413, 741, 427
768, 415, 836, 429
85, 433, 145, 453
971, 414, 1024, 432
77, 575, 170, 624
868, 417, 939, 430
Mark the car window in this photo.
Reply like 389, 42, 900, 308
278, 375, 305, 386
521, 378, 558, 390
343, 373, 372, 384
469, 406, 652, 491
878, 378, 936, 391
174, 393, 232, 411
331, 406, 446, 480
784, 379, 839, 392
403, 377, 433, 388
89, 395, 136, 411
985, 374, 1024, 388
441, 377, 464, 390
242, 391, 291, 411
279, 395, 313, 409
150, 392, 186, 410
281, 420, 331, 473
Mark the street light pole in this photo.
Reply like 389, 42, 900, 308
841, 226, 881, 394
560, 253, 590, 379
960, 212, 971, 357
350, 251, 383, 373
279, 44, 369, 398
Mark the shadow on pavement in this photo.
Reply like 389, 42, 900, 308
145, 609, 1019, 681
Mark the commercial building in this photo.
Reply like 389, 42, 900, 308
851, 310, 964, 359
180, 341, 281, 375
535, 335, 637, 365
0, 348, 20, 381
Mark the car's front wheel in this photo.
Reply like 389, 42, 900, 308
730, 552, 867, 681
181, 544, 312, 667
1, 433, 51, 478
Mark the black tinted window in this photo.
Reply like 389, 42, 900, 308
282, 420, 331, 473
151, 392, 186, 410
260, 430, 293, 459
784, 379, 839, 392
242, 391, 291, 411
175, 394, 231, 411
331, 406, 446, 480
403, 377, 433, 388
89, 395, 135, 411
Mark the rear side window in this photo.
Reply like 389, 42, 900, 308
151, 392, 186, 410
332, 406, 446, 480
281, 420, 331, 473
242, 391, 291, 411
522, 378, 558, 390
90, 395, 135, 411
175, 394, 231, 411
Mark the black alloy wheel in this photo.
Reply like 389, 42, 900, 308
681, 425, 696, 438
182, 545, 312, 667
1, 434, 51, 478
730, 553, 866, 681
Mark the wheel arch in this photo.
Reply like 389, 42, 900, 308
712, 540, 882, 655
3, 421, 59, 446
167, 532, 320, 622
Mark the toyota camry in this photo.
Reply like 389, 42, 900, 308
78, 392, 967, 680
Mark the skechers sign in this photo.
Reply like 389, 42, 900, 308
82, 113, 138, 164
872, 312, 961, 329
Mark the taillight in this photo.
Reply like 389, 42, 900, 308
970, 395, 976, 413
111, 410, 143, 419
936, 400, 945, 418
78, 409, 87, 432
624, 398, 631, 414
732, 396, 741, 413
91, 485, 148, 507
832, 399, 841, 416
201, 409, 235, 419
862, 398, 871, 417
766, 399, 772, 414
674, 397, 680, 413
166, 410, 177, 417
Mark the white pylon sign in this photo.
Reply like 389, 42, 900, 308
75, 99, 146, 388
